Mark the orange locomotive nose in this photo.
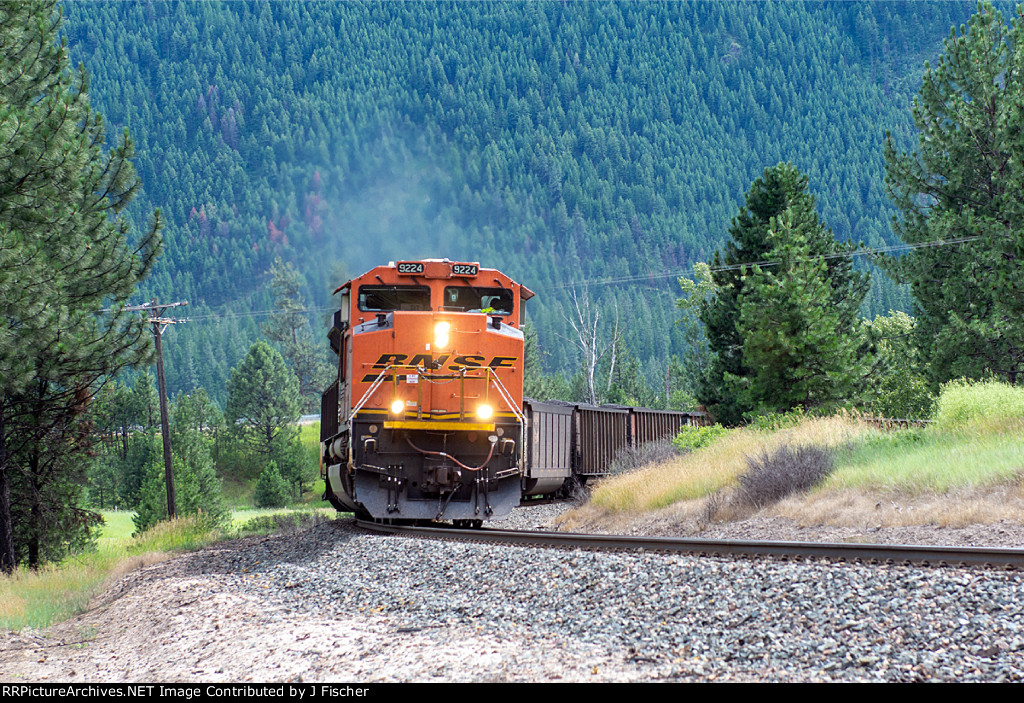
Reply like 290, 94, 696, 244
320, 260, 531, 522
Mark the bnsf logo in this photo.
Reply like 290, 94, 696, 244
360, 353, 518, 382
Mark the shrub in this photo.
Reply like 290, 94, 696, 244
608, 438, 683, 475
671, 424, 730, 453
869, 374, 935, 420
932, 379, 1024, 432
746, 406, 808, 431
254, 461, 290, 508
132, 448, 228, 536
864, 311, 935, 419
235, 510, 329, 535
738, 444, 834, 508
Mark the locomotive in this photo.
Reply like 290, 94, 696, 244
319, 259, 532, 525
319, 259, 706, 525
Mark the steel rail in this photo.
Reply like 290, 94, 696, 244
356, 520, 1024, 569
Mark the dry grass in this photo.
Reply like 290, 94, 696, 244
559, 483, 1024, 536
770, 483, 1024, 528
586, 414, 876, 514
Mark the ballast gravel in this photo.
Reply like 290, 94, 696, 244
2, 507, 1024, 683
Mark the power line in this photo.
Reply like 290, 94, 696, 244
535, 234, 986, 292
185, 305, 335, 322
140, 232, 988, 324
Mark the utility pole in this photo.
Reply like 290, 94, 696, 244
123, 300, 189, 518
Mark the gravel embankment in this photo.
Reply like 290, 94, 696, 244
3, 505, 1023, 683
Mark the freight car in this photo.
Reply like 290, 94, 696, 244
320, 259, 705, 523
521, 399, 706, 498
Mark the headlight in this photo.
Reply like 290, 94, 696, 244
476, 404, 493, 420
434, 321, 450, 349
390, 399, 405, 415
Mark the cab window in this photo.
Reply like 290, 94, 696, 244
357, 285, 431, 312
442, 286, 513, 315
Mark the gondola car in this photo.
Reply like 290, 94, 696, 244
520, 399, 707, 499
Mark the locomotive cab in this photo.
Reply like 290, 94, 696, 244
320, 259, 533, 524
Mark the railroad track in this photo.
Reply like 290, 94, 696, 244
356, 519, 1024, 569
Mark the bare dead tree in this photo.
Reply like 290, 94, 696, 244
560, 288, 620, 405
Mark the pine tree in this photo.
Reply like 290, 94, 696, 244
0, 2, 161, 570
7, 376, 103, 566
226, 341, 301, 455
729, 209, 869, 413
133, 458, 169, 535
253, 461, 289, 508
698, 164, 867, 423
883, 2, 1024, 386
169, 388, 227, 520
260, 257, 333, 411
225, 341, 307, 494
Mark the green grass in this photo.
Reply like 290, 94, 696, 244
299, 421, 320, 446
827, 429, 1024, 493
933, 379, 1024, 433
98, 509, 136, 543
828, 380, 1024, 493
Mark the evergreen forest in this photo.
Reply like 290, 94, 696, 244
7, 0, 1024, 572
60, 0, 980, 402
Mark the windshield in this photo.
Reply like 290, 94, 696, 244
357, 285, 431, 312
442, 286, 513, 315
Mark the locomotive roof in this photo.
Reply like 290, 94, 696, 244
335, 259, 535, 300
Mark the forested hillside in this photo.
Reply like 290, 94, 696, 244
61, 0, 976, 404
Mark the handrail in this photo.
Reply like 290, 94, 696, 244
347, 364, 394, 424
349, 363, 524, 425
486, 367, 524, 425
